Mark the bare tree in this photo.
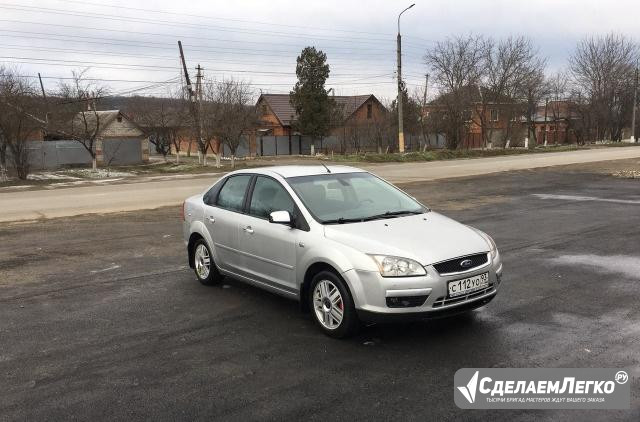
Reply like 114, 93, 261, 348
206, 78, 256, 168
129, 91, 190, 164
201, 82, 223, 168
569, 33, 639, 141
0, 67, 44, 180
522, 68, 551, 146
425, 35, 489, 149
547, 72, 569, 144
57, 70, 109, 170
478, 36, 545, 148
412, 83, 432, 149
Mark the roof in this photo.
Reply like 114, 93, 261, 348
258, 94, 380, 126
229, 165, 366, 178
46, 109, 143, 138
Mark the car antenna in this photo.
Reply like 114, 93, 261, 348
320, 161, 332, 173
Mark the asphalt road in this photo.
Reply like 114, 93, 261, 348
1, 146, 640, 222
1, 161, 639, 421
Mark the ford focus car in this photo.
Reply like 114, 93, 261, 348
182, 165, 503, 338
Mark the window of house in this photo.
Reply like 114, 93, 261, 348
116, 115, 123, 123
261, 104, 269, 116
490, 109, 499, 122
367, 103, 372, 119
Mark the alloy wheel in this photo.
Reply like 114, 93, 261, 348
194, 244, 211, 280
313, 280, 344, 330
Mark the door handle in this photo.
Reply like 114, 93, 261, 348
243, 226, 254, 234
207, 216, 215, 224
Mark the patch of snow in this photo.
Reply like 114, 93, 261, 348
0, 185, 34, 191
548, 254, 640, 279
90, 264, 121, 274
28, 172, 81, 181
63, 169, 134, 179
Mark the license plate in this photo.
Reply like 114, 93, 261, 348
448, 272, 489, 297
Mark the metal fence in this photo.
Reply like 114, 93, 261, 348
24, 139, 144, 170
253, 134, 445, 157
26, 140, 93, 170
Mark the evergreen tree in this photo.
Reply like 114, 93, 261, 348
290, 47, 335, 154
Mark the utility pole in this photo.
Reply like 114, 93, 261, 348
37, 73, 47, 100
37, 72, 49, 126
543, 98, 549, 146
178, 41, 194, 101
178, 41, 205, 164
421, 73, 429, 149
396, 4, 415, 153
194, 64, 206, 164
631, 60, 638, 143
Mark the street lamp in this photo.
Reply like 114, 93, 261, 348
397, 3, 415, 153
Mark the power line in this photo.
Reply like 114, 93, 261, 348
50, 0, 397, 38
0, 56, 400, 80
0, 15, 404, 51
16, 74, 423, 89
0, 7, 413, 48
0, 44, 427, 73
53, 0, 436, 45
0, 28, 402, 59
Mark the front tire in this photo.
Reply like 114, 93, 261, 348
309, 270, 360, 338
193, 239, 222, 285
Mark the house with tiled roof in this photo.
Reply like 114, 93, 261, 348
256, 93, 386, 137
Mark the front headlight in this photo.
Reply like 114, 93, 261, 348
370, 255, 427, 277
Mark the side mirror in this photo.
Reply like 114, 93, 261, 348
268, 210, 292, 226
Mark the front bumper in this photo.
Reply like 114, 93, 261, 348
342, 252, 503, 320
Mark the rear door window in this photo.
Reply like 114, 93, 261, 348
216, 175, 251, 212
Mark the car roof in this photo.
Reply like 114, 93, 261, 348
228, 165, 367, 178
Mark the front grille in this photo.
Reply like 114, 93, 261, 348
432, 285, 494, 308
386, 295, 429, 308
433, 253, 488, 275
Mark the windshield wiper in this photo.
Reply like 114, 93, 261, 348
322, 217, 368, 224
362, 210, 424, 221
323, 210, 424, 225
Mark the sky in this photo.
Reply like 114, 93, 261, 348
1, 0, 638, 102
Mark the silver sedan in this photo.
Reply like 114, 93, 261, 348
182, 165, 503, 338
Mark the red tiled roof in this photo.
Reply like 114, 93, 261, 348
258, 93, 377, 126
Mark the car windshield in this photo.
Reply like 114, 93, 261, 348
286, 172, 427, 224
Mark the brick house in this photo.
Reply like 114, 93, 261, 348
424, 101, 525, 148
533, 101, 579, 145
256, 93, 387, 137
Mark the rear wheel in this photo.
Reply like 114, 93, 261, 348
193, 239, 222, 285
309, 270, 360, 338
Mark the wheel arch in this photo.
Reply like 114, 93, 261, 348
187, 232, 205, 269
300, 262, 345, 313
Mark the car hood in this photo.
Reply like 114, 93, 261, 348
323, 212, 489, 265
